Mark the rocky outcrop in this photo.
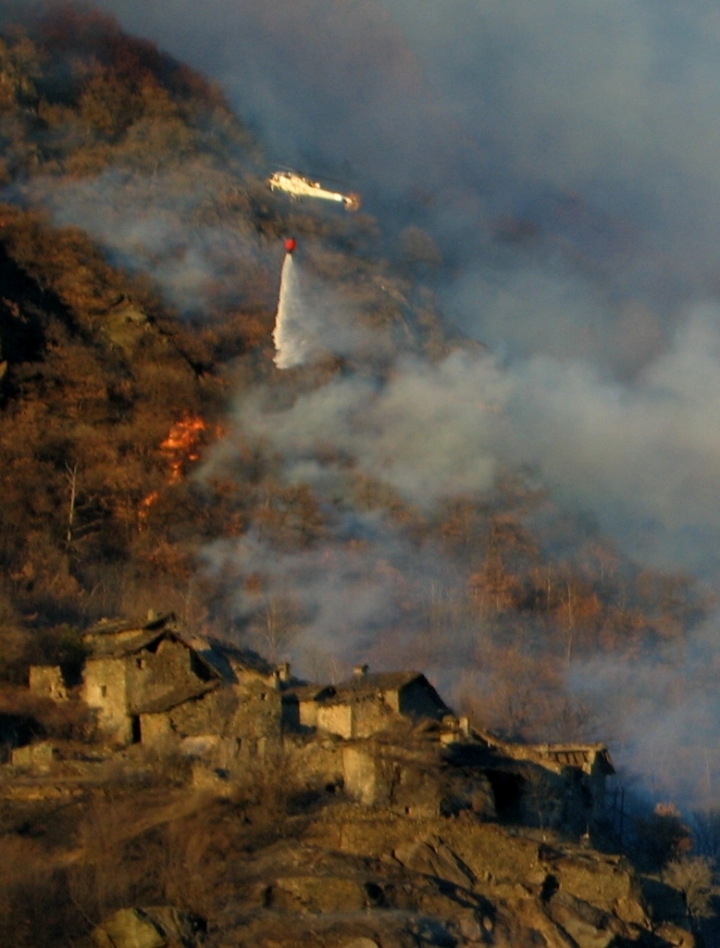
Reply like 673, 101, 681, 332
92, 907, 206, 948
206, 801, 682, 947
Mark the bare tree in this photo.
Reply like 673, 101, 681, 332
691, 807, 720, 862
663, 855, 715, 929
65, 461, 79, 547
255, 592, 300, 662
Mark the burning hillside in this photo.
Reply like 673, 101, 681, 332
161, 415, 208, 483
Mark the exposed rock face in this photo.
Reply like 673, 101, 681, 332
208, 802, 679, 947
0, 769, 700, 948
92, 907, 205, 948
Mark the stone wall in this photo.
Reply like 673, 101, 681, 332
299, 699, 319, 727
286, 736, 344, 788
317, 703, 353, 739
342, 742, 496, 820
11, 740, 54, 771
139, 712, 174, 749
317, 698, 396, 740
82, 657, 131, 744
228, 686, 282, 743
343, 746, 378, 805
397, 679, 447, 720
126, 638, 215, 713
352, 698, 396, 739
164, 681, 282, 755
29, 666, 68, 702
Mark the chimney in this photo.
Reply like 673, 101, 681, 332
353, 663, 369, 678
277, 662, 291, 682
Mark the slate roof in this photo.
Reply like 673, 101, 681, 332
189, 638, 275, 683
539, 744, 615, 775
83, 613, 180, 658
83, 612, 178, 638
322, 671, 445, 707
475, 729, 615, 776
130, 679, 220, 715
281, 683, 336, 703
85, 628, 168, 659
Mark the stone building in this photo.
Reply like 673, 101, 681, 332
81, 613, 222, 745
80, 614, 284, 757
281, 682, 335, 729
476, 735, 616, 829
342, 720, 615, 835
342, 724, 497, 820
290, 666, 451, 740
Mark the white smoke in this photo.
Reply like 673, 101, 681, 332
214, 302, 720, 579
9, 169, 275, 316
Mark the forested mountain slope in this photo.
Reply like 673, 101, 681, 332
0, 5, 713, 807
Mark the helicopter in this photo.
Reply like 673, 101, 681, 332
268, 170, 361, 211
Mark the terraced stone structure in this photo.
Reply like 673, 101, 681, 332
24, 612, 616, 838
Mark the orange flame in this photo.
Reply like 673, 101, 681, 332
138, 490, 160, 529
137, 415, 212, 528
160, 414, 207, 482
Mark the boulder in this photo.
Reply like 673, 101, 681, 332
92, 906, 205, 948
547, 891, 625, 948
655, 922, 696, 948
393, 835, 474, 888
270, 876, 367, 914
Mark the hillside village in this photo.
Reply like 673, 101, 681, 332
2, 611, 709, 948
6, 610, 614, 839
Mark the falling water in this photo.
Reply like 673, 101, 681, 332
273, 254, 317, 369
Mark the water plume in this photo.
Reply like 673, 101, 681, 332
273, 253, 321, 369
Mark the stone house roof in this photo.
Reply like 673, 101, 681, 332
83, 612, 178, 635
85, 627, 171, 659
281, 683, 335, 703
83, 613, 181, 658
322, 671, 441, 706
130, 680, 218, 716
474, 729, 615, 776
186, 638, 276, 685
535, 744, 615, 775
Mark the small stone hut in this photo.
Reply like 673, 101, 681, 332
281, 682, 336, 730
304, 666, 451, 740
152, 639, 283, 759
484, 737, 616, 828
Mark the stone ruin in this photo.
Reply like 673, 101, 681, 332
12, 611, 614, 837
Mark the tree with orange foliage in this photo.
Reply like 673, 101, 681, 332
469, 512, 539, 619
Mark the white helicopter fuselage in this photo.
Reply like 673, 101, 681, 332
268, 171, 360, 211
